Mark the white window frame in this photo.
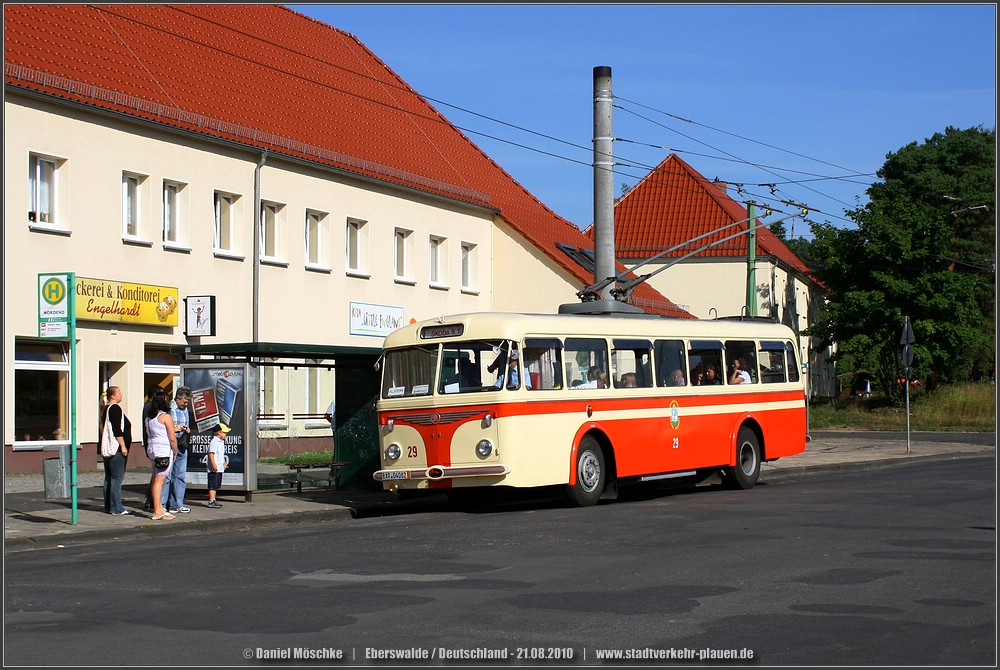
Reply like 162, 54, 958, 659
346, 218, 369, 277
162, 180, 188, 249
305, 209, 330, 270
461, 241, 479, 292
259, 200, 286, 264
214, 190, 240, 256
122, 172, 146, 241
429, 235, 448, 289
394, 227, 414, 284
258, 358, 287, 428
28, 153, 62, 229
13, 340, 71, 447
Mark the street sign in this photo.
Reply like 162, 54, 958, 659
38, 273, 72, 338
900, 318, 915, 345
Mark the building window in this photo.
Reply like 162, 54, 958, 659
14, 340, 70, 445
461, 242, 478, 291
214, 191, 238, 253
305, 209, 329, 268
122, 172, 146, 240
28, 153, 60, 227
346, 218, 369, 275
259, 359, 285, 426
394, 227, 413, 282
429, 235, 447, 287
260, 200, 283, 260
162, 180, 187, 246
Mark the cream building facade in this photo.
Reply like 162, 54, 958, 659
3, 78, 663, 476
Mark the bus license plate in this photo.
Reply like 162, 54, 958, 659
382, 471, 408, 480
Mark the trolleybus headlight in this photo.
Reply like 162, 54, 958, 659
385, 443, 401, 461
475, 439, 493, 458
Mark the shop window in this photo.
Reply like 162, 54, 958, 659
14, 340, 70, 445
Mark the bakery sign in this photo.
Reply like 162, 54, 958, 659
75, 276, 180, 326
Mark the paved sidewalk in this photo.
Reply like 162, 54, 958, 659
4, 431, 994, 553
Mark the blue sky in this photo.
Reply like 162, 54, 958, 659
291, 4, 996, 236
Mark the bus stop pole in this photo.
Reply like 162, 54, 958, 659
69, 274, 79, 525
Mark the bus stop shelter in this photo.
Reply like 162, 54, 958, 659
170, 342, 382, 498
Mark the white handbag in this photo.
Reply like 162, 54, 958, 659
101, 407, 122, 458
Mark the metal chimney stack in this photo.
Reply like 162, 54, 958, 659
593, 66, 615, 299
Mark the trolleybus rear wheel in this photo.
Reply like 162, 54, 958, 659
726, 427, 761, 490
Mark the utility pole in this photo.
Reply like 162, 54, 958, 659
593, 66, 615, 299
746, 202, 758, 317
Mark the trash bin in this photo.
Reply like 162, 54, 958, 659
42, 444, 73, 499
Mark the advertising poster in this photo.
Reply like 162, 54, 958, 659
182, 365, 247, 489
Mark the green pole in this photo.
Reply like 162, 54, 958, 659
69, 273, 78, 525
746, 204, 757, 317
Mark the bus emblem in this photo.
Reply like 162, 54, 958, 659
669, 401, 680, 429
430, 412, 441, 424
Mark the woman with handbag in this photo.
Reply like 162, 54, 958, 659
100, 385, 132, 515
144, 389, 178, 520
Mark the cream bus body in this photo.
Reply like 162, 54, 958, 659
375, 311, 806, 505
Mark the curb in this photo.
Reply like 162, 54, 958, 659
4, 506, 355, 554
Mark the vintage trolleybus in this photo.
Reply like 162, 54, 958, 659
374, 310, 806, 506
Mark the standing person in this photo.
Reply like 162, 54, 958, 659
206, 423, 230, 508
141, 386, 158, 511
166, 387, 193, 514
145, 389, 177, 520
730, 358, 751, 384
101, 386, 132, 515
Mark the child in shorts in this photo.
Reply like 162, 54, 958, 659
207, 423, 230, 508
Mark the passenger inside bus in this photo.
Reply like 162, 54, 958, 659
704, 364, 722, 384
576, 365, 608, 389
459, 359, 481, 389
620, 372, 638, 388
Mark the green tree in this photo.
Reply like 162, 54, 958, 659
807, 126, 995, 399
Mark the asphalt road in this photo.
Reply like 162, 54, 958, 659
4, 456, 995, 666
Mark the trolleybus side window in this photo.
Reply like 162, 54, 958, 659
439, 340, 510, 394
523, 338, 563, 390
688, 340, 724, 386
654, 339, 687, 387
382, 345, 437, 398
725, 340, 758, 384
612, 339, 653, 388
758, 341, 788, 383
565, 337, 609, 389
785, 342, 801, 382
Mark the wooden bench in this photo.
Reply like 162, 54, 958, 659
287, 461, 350, 493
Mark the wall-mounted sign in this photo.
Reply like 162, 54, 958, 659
350, 301, 404, 337
74, 277, 180, 326
38, 273, 72, 338
185, 295, 216, 336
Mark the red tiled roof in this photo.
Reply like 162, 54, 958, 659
597, 154, 813, 278
4, 4, 691, 318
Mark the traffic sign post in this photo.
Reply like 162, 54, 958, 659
900, 317, 915, 454
38, 273, 79, 523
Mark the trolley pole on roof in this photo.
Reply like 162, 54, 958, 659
593, 66, 615, 299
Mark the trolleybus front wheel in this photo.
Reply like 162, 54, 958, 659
567, 436, 605, 507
